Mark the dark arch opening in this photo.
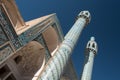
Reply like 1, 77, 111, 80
88, 43, 90, 47
92, 43, 95, 48
14, 55, 22, 64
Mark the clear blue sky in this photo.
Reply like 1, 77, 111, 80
16, 0, 120, 80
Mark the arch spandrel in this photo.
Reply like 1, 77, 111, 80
43, 26, 60, 55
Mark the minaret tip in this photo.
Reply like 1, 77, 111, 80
90, 37, 95, 41
77, 10, 91, 25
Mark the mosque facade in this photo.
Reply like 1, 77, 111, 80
0, 0, 78, 80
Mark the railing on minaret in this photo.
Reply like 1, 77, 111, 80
80, 37, 98, 80
37, 11, 91, 80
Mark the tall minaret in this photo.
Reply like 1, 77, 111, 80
38, 11, 91, 80
81, 37, 98, 80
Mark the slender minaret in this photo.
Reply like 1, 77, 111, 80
81, 37, 98, 80
38, 11, 91, 80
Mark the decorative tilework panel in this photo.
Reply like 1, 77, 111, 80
0, 25, 8, 45
0, 45, 13, 62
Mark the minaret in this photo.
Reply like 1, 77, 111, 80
38, 11, 91, 80
81, 37, 98, 80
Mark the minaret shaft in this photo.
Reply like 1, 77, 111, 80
81, 52, 95, 80
38, 11, 91, 80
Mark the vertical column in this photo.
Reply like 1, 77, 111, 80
81, 37, 98, 80
38, 11, 91, 80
